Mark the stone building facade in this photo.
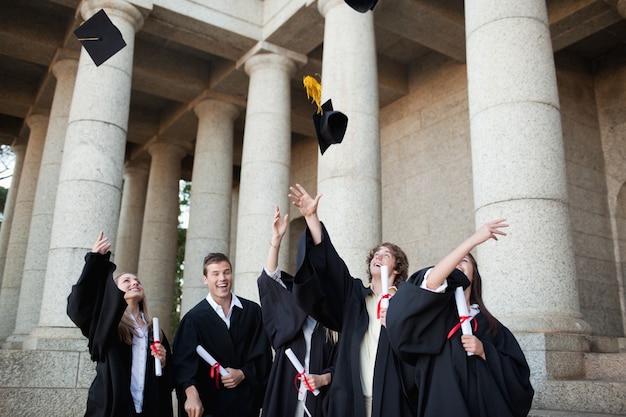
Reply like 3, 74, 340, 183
0, 0, 625, 415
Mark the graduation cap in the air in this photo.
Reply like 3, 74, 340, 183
345, 0, 379, 13
74, 9, 127, 66
303, 76, 348, 155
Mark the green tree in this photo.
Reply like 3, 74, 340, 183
172, 180, 191, 335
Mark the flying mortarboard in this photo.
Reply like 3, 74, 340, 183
74, 9, 127, 66
345, 0, 379, 13
303, 76, 348, 155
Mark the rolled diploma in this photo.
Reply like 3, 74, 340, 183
153, 317, 162, 376
285, 348, 320, 396
454, 287, 474, 356
380, 265, 389, 309
196, 345, 230, 376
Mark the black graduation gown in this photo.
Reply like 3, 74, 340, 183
172, 295, 272, 417
293, 224, 416, 417
66, 251, 174, 417
257, 270, 337, 417
386, 267, 535, 417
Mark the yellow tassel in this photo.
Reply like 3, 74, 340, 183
303, 75, 323, 114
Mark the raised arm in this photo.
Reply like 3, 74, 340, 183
265, 206, 288, 272
288, 183, 323, 244
425, 219, 508, 290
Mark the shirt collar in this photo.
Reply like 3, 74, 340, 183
205, 291, 243, 312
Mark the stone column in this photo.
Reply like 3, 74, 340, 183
7, 56, 79, 347
465, 0, 591, 381
316, 0, 382, 275
0, 140, 26, 285
27, 0, 145, 348
235, 51, 298, 303
137, 141, 188, 337
180, 98, 240, 315
0, 114, 48, 342
115, 159, 149, 275
593, 40, 626, 334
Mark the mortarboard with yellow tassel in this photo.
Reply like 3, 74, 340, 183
303, 75, 348, 155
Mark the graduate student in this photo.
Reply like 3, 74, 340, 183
386, 219, 535, 417
67, 231, 173, 417
288, 184, 415, 417
172, 252, 272, 417
258, 205, 337, 417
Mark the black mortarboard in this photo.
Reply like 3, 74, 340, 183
312, 99, 348, 155
74, 9, 127, 66
345, 0, 379, 13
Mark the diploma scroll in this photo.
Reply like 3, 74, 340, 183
285, 348, 320, 396
454, 287, 474, 356
153, 317, 162, 376
380, 265, 390, 309
196, 345, 230, 376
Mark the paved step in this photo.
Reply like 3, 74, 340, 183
533, 379, 626, 416
585, 352, 626, 381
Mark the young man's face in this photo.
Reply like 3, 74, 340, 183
203, 260, 233, 303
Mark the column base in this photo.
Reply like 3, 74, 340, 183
22, 326, 88, 351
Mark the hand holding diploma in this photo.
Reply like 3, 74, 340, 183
285, 348, 320, 396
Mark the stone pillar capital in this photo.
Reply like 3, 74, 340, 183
617, 0, 626, 19
318, 0, 346, 17
147, 140, 189, 160
80, 0, 147, 32
25, 114, 49, 130
51, 57, 78, 79
243, 52, 299, 79
194, 98, 240, 122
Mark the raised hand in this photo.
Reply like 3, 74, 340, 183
288, 184, 323, 244
288, 183, 322, 218
272, 205, 288, 243
91, 231, 112, 255
471, 218, 508, 247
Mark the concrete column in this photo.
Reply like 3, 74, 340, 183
0, 114, 48, 341
7, 56, 79, 347
235, 52, 297, 303
594, 50, 626, 335
27, 0, 145, 349
0, 140, 26, 285
316, 0, 381, 275
180, 98, 240, 314
464, 1, 590, 335
137, 141, 187, 337
115, 159, 149, 275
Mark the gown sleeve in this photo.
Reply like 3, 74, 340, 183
293, 223, 356, 332
386, 267, 470, 364
257, 270, 309, 349
66, 251, 126, 361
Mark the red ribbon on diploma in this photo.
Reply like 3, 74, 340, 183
376, 293, 392, 319
150, 341, 160, 356
447, 315, 478, 339
210, 363, 221, 389
294, 370, 316, 394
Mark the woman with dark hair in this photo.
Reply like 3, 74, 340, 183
288, 183, 415, 417
257, 205, 338, 417
67, 231, 173, 417
386, 219, 534, 417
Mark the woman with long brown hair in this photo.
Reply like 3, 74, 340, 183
67, 231, 174, 417
386, 220, 534, 417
